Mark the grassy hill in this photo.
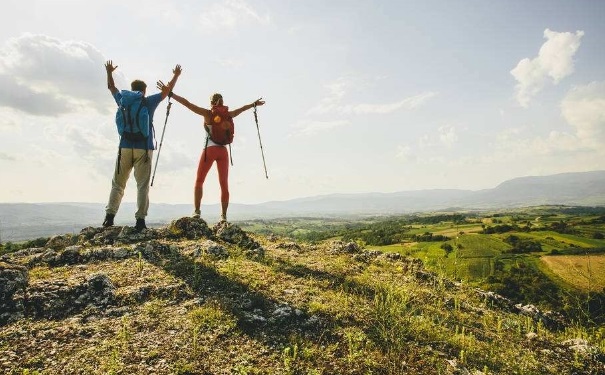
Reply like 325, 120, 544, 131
1, 217, 604, 374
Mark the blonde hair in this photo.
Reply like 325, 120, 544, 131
210, 93, 223, 106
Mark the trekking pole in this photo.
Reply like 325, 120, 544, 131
253, 99, 268, 179
151, 99, 172, 186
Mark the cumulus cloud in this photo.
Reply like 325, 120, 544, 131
0, 33, 111, 116
0, 73, 70, 116
511, 29, 584, 107
561, 81, 605, 148
489, 80, 605, 159
198, 0, 270, 32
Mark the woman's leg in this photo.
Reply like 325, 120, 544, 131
215, 147, 230, 220
194, 147, 220, 215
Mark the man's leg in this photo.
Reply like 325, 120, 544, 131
133, 149, 152, 222
105, 148, 134, 224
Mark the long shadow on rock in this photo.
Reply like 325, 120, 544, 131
149, 243, 334, 348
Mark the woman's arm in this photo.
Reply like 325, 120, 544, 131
156, 81, 210, 117
228, 98, 265, 118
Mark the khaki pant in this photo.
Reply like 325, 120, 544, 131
105, 148, 153, 219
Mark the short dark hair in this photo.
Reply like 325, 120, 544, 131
131, 80, 147, 92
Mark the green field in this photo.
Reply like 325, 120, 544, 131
239, 206, 605, 296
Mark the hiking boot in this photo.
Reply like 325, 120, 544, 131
103, 213, 115, 227
135, 218, 147, 231
220, 213, 227, 222
192, 209, 201, 218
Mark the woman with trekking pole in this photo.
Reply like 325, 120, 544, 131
156, 80, 265, 222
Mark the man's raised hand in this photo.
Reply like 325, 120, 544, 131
105, 60, 118, 73
173, 64, 182, 76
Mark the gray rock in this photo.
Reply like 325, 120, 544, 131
213, 222, 260, 250
0, 262, 28, 325
25, 273, 115, 320
46, 234, 75, 251
330, 241, 362, 254
204, 240, 229, 259
168, 217, 212, 240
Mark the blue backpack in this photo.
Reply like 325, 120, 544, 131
115, 90, 150, 142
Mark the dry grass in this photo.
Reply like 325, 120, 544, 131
541, 254, 605, 292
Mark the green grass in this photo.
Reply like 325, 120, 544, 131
4, 211, 605, 374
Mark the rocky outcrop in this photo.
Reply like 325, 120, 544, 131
0, 218, 267, 326
330, 241, 362, 254
167, 217, 213, 240
213, 221, 261, 249
25, 273, 115, 320
0, 262, 28, 325
476, 289, 567, 330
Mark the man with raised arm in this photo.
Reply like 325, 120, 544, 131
103, 61, 182, 231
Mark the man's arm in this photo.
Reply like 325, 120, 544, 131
160, 64, 182, 100
228, 98, 265, 118
156, 81, 209, 117
105, 60, 118, 95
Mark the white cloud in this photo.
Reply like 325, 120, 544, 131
309, 76, 437, 115
341, 93, 437, 115
216, 58, 245, 69
438, 125, 458, 148
473, 82, 605, 169
0, 152, 16, 161
0, 33, 111, 116
198, 0, 270, 32
136, 1, 184, 25
289, 119, 349, 137
511, 29, 584, 107
0, 73, 70, 116
561, 81, 605, 148
395, 144, 413, 161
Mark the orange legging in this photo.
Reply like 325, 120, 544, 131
196, 146, 229, 203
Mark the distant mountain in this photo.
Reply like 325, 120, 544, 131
253, 171, 605, 215
2, 170, 605, 242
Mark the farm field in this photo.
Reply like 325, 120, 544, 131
238, 206, 605, 317
541, 254, 605, 291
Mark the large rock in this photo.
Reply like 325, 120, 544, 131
0, 262, 28, 325
45, 234, 76, 251
213, 221, 261, 250
25, 273, 115, 320
330, 241, 362, 254
168, 217, 212, 240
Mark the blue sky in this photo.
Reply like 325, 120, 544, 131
0, 0, 604, 206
